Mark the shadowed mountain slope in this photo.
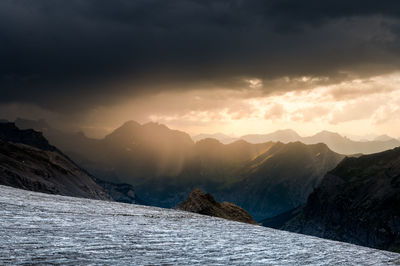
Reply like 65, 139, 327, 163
0, 123, 111, 200
283, 147, 400, 252
221, 142, 344, 219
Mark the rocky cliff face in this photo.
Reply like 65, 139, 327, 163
283, 147, 400, 252
0, 123, 111, 200
177, 189, 257, 225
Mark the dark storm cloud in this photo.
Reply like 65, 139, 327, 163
1, 0, 400, 112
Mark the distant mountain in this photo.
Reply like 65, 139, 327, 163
100, 121, 195, 180
374, 134, 397, 142
0, 122, 111, 200
282, 147, 400, 252
17, 117, 400, 155
0, 121, 56, 151
16, 119, 195, 181
14, 117, 97, 159
302, 130, 400, 155
15, 118, 50, 132
177, 188, 257, 224
241, 129, 301, 144
135, 140, 343, 220
192, 133, 238, 144
221, 142, 344, 219
241, 129, 400, 155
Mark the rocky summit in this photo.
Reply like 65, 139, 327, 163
177, 188, 258, 225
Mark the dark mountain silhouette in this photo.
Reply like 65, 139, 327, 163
177, 188, 257, 224
374, 134, 397, 142
16, 118, 400, 156
16, 119, 194, 181
282, 147, 400, 252
241, 129, 400, 155
15, 118, 50, 132
192, 133, 238, 144
241, 129, 301, 144
11, 118, 345, 220
134, 140, 343, 220
302, 131, 400, 155
0, 122, 56, 152
0, 122, 111, 200
220, 142, 344, 219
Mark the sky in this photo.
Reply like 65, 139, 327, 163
1, 0, 400, 138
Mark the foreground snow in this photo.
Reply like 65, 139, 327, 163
0, 185, 399, 265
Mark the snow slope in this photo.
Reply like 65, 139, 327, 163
0, 185, 399, 265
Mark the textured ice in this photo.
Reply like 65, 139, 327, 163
0, 185, 399, 265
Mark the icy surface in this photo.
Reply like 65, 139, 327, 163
0, 185, 399, 265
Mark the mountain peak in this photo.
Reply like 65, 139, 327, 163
314, 130, 341, 137
241, 129, 301, 144
192, 133, 238, 144
14, 118, 50, 132
196, 138, 223, 146
120, 120, 141, 129
0, 122, 56, 152
104, 120, 141, 140
274, 129, 300, 136
142, 121, 170, 131
374, 134, 395, 141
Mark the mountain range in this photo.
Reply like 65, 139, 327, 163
195, 129, 400, 155
13, 118, 344, 220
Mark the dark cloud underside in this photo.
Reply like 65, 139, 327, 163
1, 0, 400, 112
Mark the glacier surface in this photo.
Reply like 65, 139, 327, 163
0, 185, 399, 265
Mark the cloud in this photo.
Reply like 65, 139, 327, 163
2, 0, 400, 115
264, 104, 286, 120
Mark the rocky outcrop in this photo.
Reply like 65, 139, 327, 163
0, 123, 111, 200
94, 178, 143, 204
283, 147, 400, 252
177, 189, 257, 225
